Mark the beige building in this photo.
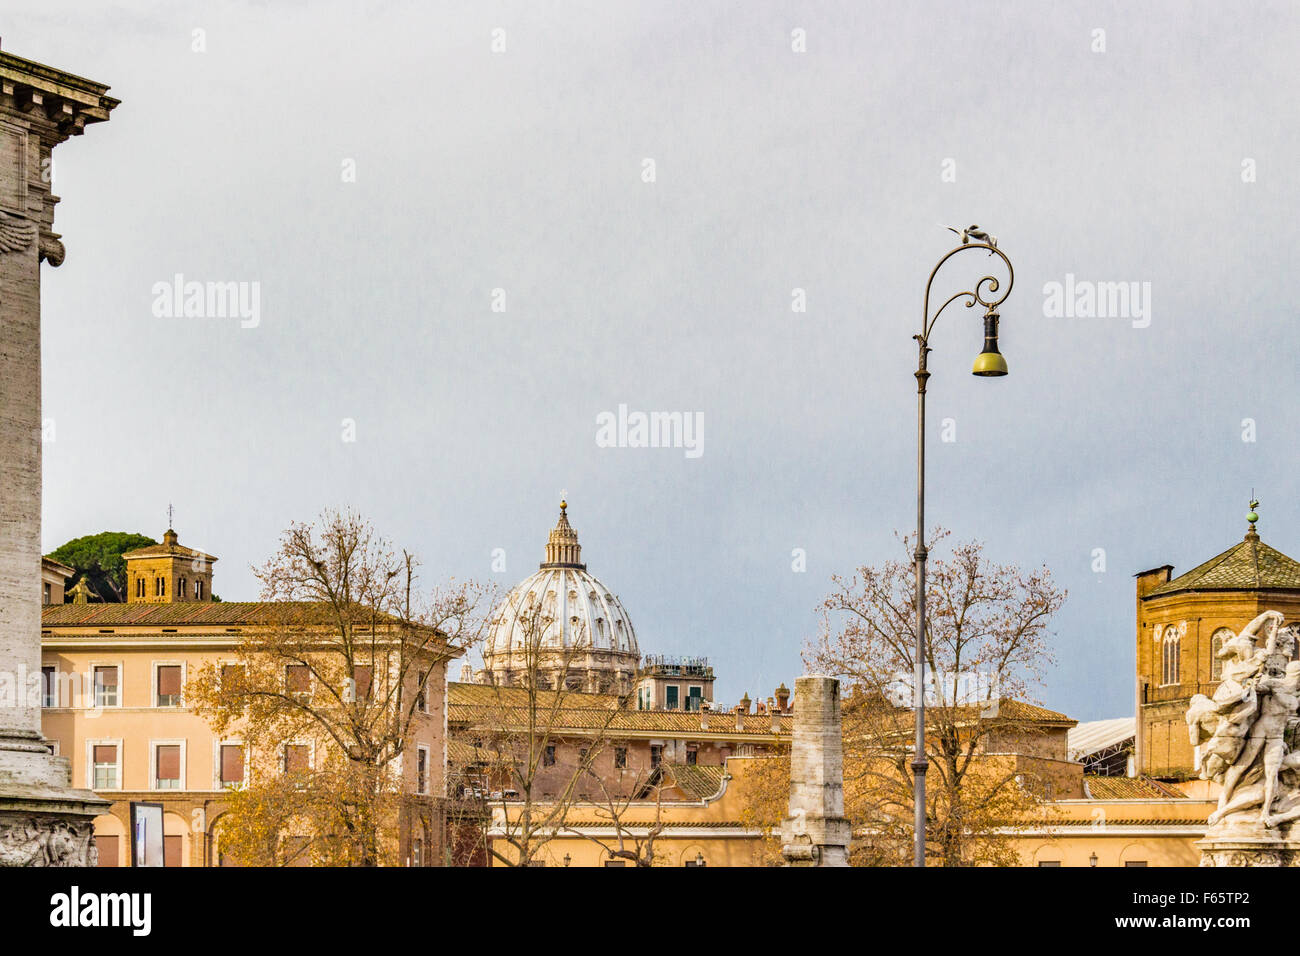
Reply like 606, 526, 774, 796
40, 527, 453, 866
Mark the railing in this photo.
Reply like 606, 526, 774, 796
641, 655, 713, 678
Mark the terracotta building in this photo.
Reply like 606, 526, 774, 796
40, 527, 454, 866
1135, 511, 1300, 779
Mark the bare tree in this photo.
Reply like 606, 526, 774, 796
191, 509, 491, 866
451, 597, 623, 866
804, 530, 1066, 866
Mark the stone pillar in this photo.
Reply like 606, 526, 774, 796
0, 48, 116, 865
780, 676, 850, 866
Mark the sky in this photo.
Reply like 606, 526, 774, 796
11, 0, 1300, 721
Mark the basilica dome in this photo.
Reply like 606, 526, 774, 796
482, 502, 640, 692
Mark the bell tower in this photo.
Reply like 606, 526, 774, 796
123, 525, 218, 603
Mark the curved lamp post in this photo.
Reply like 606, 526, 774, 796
911, 237, 1014, 867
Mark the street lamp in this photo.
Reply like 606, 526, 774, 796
1089, 853, 1099, 867
563, 853, 571, 867
911, 234, 1014, 867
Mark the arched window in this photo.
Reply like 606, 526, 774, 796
1162, 627, 1181, 686
1210, 628, 1234, 681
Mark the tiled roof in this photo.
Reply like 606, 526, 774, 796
121, 538, 217, 563
663, 764, 727, 800
1082, 776, 1188, 800
1146, 532, 1300, 597
41, 601, 412, 629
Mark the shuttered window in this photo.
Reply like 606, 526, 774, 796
352, 665, 373, 701
93, 744, 118, 789
156, 665, 182, 706
284, 744, 310, 774
220, 663, 245, 692
93, 666, 118, 707
156, 745, 181, 789
220, 744, 245, 786
285, 664, 310, 694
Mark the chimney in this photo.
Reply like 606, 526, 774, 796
735, 706, 745, 732
739, 692, 751, 715
756, 700, 767, 715
775, 683, 791, 713
700, 702, 709, 731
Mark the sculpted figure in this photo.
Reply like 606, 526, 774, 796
1187, 612, 1283, 787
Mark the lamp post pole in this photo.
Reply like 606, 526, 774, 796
911, 237, 1014, 867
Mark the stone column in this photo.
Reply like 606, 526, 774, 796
780, 676, 850, 866
0, 48, 116, 865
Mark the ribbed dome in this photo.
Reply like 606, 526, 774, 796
482, 502, 639, 688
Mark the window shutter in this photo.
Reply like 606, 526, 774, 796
353, 665, 373, 700
285, 744, 309, 773
157, 744, 181, 780
221, 744, 244, 784
221, 664, 244, 691
157, 665, 182, 697
285, 665, 310, 693
93, 744, 116, 764
96, 666, 118, 689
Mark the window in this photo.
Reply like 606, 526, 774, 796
154, 576, 165, 598
93, 666, 119, 707
178, 577, 186, 600
543, 745, 556, 767
95, 835, 119, 868
351, 664, 373, 701
1124, 860, 1148, 867
92, 744, 119, 789
285, 664, 311, 695
411, 840, 424, 867
155, 744, 182, 789
417, 745, 429, 795
220, 663, 246, 692
686, 748, 698, 766
43, 581, 51, 604
219, 744, 245, 788
135, 577, 145, 599
1211, 627, 1233, 681
650, 745, 663, 769
665, 686, 679, 710
614, 747, 627, 769
156, 664, 182, 707
1161, 626, 1181, 686
284, 744, 311, 775
687, 686, 703, 712
603, 860, 626, 867
195, 579, 204, 600
41, 666, 56, 707
416, 683, 427, 713
1037, 860, 1061, 867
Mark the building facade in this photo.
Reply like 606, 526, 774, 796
40, 528, 453, 866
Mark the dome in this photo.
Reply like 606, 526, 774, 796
482, 502, 640, 690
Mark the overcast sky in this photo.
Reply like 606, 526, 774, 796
14, 1, 1300, 720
